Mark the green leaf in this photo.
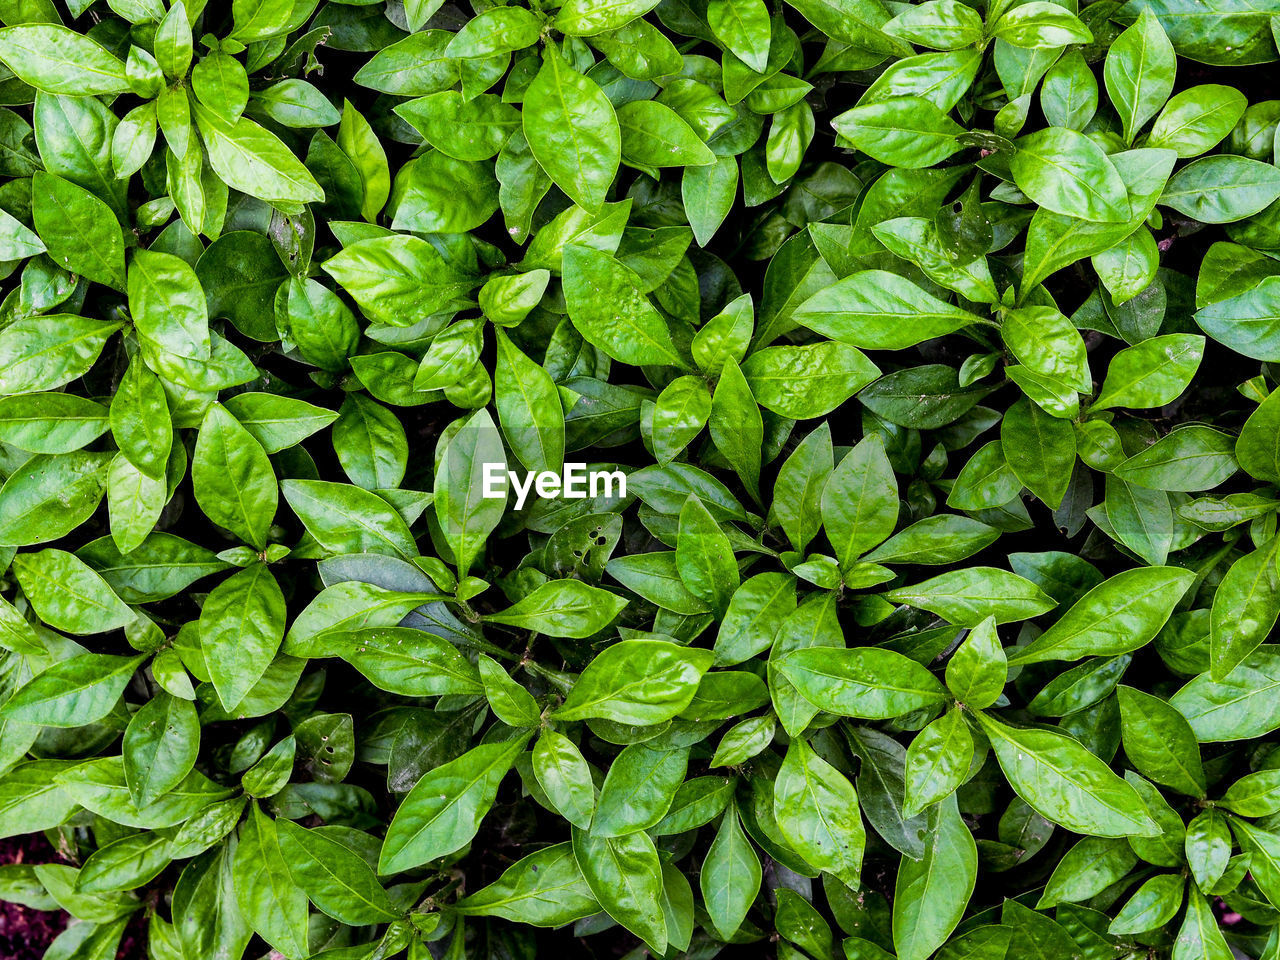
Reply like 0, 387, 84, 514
619, 100, 715, 168
1148, 84, 1247, 157
196, 231, 290, 341
276, 820, 400, 924
480, 270, 550, 327
831, 96, 963, 168
993, 1, 1091, 47
192, 404, 278, 550
571, 827, 667, 954
200, 563, 286, 712
32, 172, 126, 291
337, 100, 389, 223
701, 805, 761, 940
778, 646, 947, 719
554, 639, 713, 724
0, 24, 129, 95
0, 653, 142, 727
456, 843, 599, 925
1038, 836, 1138, 908
1103, 9, 1176, 144
866, 515, 1000, 566
355, 31, 458, 95
234, 806, 310, 959
858, 363, 983, 429
903, 707, 974, 818
795, 270, 985, 349
194, 103, 324, 204
0, 451, 112, 547
1001, 305, 1091, 397
652, 376, 711, 464
683, 156, 740, 247
0, 208, 44, 261
1109, 873, 1185, 935
285, 581, 446, 649
282, 479, 416, 559
1209, 536, 1280, 680
192, 51, 250, 123
230, 0, 295, 41
1161, 155, 1280, 223
106, 451, 165, 554
484, 579, 627, 638
607, 550, 712, 615
773, 424, 833, 554
1092, 334, 1204, 410
77, 833, 172, 894
1113, 425, 1238, 491
1184, 807, 1231, 890
892, 793, 976, 960
532, 732, 596, 829
0, 393, 108, 456
945, 617, 1006, 708
1237, 386, 1280, 482
1116, 685, 1206, 796
446, 7, 545, 56
1220, 770, 1280, 817
380, 735, 529, 873
1007, 567, 1194, 665
1010, 128, 1130, 222
708, 357, 764, 500
769, 591, 842, 736
154, 1, 193, 78
1195, 276, 1280, 361
1020, 147, 1175, 296
974, 712, 1160, 837
593, 743, 688, 836
743, 342, 880, 419
495, 329, 564, 475
55, 756, 231, 829
774, 737, 865, 889
289, 626, 479, 697
110, 359, 171, 480
392, 152, 498, 234
821, 434, 898, 569
883, 567, 1056, 626
122, 692, 200, 807
871, 216, 998, 303
711, 714, 776, 767
12, 548, 134, 635
1171, 646, 1280, 742
129, 248, 211, 361
714, 571, 797, 666
884, 0, 983, 48
1026, 655, 1128, 717
0, 762, 80, 839
709, 0, 772, 71
523, 44, 620, 211
563, 244, 683, 366
676, 494, 739, 616
254, 80, 340, 128
1171, 892, 1233, 960
434, 407, 506, 578
785, 0, 906, 53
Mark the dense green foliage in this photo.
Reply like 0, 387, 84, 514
1, 0, 1280, 957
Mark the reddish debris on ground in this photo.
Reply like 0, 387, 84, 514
0, 835, 68, 960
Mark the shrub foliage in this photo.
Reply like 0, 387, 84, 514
0, 0, 1278, 958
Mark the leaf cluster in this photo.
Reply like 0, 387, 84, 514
0, 0, 1280, 959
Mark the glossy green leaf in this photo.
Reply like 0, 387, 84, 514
975, 712, 1160, 837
